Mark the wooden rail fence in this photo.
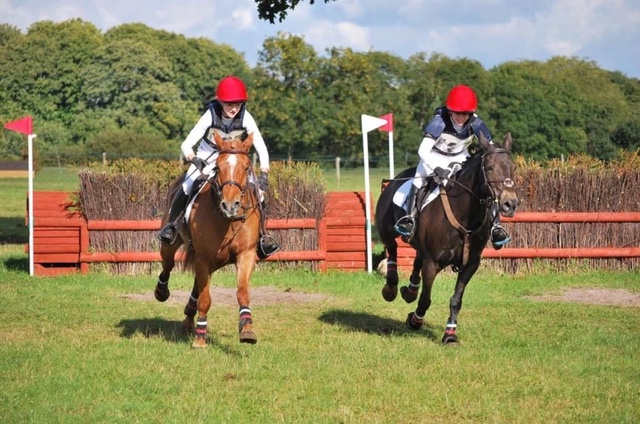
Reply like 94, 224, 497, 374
26, 191, 372, 276
26, 191, 640, 276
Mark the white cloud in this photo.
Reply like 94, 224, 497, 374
306, 21, 371, 53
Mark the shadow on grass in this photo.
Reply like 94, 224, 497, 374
0, 217, 28, 244
4, 256, 28, 272
318, 309, 438, 341
115, 318, 243, 355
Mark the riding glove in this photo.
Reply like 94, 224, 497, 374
433, 167, 449, 178
191, 157, 207, 172
258, 171, 269, 191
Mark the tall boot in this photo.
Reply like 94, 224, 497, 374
159, 190, 189, 244
257, 201, 280, 260
394, 184, 417, 238
489, 203, 511, 250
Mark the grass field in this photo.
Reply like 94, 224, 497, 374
1, 168, 639, 423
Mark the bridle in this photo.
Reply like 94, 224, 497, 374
208, 148, 254, 218
480, 147, 515, 205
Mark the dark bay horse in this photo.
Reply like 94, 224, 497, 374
375, 132, 518, 344
154, 130, 261, 347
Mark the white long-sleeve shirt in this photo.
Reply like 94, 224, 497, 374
180, 108, 270, 172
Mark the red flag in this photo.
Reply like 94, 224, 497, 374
378, 113, 393, 132
4, 116, 33, 135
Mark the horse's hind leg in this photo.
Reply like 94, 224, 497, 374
381, 240, 400, 302
181, 283, 199, 332
406, 259, 438, 331
155, 241, 182, 302
400, 253, 422, 303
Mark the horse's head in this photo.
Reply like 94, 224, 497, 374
479, 132, 519, 218
211, 129, 255, 219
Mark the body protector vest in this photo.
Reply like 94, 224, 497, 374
202, 100, 247, 148
424, 107, 492, 156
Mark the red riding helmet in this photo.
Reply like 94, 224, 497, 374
445, 85, 477, 113
216, 76, 248, 102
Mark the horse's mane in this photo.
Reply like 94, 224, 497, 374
454, 148, 484, 180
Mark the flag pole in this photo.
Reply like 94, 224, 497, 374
388, 129, 394, 179
361, 114, 388, 273
28, 133, 36, 276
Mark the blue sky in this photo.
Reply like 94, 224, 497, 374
2, 0, 640, 78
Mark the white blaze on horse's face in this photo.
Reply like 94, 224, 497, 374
218, 154, 245, 219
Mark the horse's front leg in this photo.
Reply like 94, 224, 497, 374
236, 252, 257, 344
406, 259, 439, 330
381, 242, 400, 302
442, 259, 480, 345
192, 260, 212, 349
155, 241, 182, 302
400, 253, 422, 303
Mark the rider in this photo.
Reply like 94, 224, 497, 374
394, 84, 511, 249
159, 75, 280, 259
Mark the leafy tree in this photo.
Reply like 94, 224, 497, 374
78, 38, 191, 140
316, 48, 412, 164
0, 19, 102, 142
255, 0, 337, 23
104, 24, 251, 106
252, 33, 326, 160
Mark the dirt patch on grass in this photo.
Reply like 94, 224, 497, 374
122, 286, 330, 306
526, 288, 640, 307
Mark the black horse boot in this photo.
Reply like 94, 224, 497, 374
159, 190, 189, 244
489, 204, 511, 250
257, 201, 280, 260
394, 184, 417, 239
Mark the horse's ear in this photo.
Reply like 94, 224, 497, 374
244, 132, 254, 149
478, 131, 492, 151
503, 132, 513, 152
213, 129, 224, 145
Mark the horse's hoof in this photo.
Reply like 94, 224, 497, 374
240, 331, 257, 344
442, 334, 460, 345
154, 287, 170, 302
381, 284, 398, 302
181, 317, 195, 331
192, 338, 207, 349
405, 312, 423, 330
400, 286, 418, 303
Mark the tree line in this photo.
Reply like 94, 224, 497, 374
1, 19, 639, 167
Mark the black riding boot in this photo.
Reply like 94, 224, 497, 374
159, 190, 189, 245
489, 203, 511, 250
394, 184, 417, 239
257, 201, 280, 260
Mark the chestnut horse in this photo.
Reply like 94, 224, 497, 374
375, 132, 518, 344
154, 130, 261, 347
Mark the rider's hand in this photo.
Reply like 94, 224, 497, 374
433, 167, 449, 178
258, 171, 269, 191
191, 157, 207, 172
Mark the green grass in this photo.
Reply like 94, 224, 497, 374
0, 246, 638, 423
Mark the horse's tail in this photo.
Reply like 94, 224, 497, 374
182, 244, 195, 273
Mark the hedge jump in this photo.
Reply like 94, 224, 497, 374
26, 191, 640, 276
26, 191, 372, 276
